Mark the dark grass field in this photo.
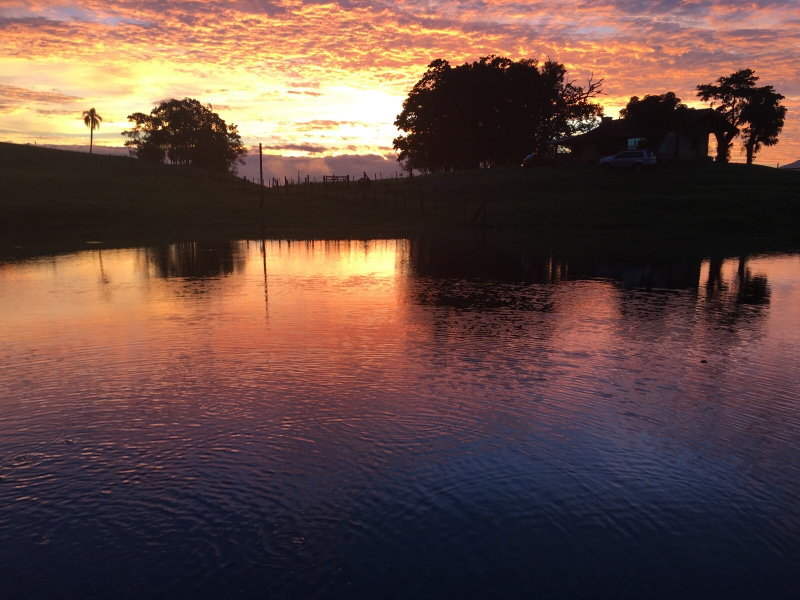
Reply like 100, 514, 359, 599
3, 142, 799, 256
0, 142, 433, 245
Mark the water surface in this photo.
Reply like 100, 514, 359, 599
1, 239, 798, 598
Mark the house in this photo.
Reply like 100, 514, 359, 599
555, 108, 737, 164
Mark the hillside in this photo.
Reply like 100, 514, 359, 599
2, 142, 800, 256
0, 143, 430, 247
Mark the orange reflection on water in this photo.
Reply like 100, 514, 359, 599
1, 242, 799, 505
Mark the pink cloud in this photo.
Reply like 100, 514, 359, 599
0, 0, 797, 164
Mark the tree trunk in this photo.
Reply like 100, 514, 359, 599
715, 131, 735, 163
745, 142, 754, 165
90, 126, 94, 154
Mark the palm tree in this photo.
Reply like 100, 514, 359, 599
82, 108, 103, 154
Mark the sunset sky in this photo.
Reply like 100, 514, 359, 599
1, 0, 798, 177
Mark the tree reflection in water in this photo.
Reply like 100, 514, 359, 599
144, 241, 246, 279
703, 256, 771, 329
407, 236, 769, 308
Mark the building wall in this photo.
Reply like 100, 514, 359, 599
564, 126, 713, 164
561, 142, 599, 164
657, 130, 709, 161
565, 140, 629, 164
697, 133, 710, 160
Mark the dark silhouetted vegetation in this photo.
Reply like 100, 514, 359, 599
393, 56, 603, 173
697, 69, 786, 164
740, 86, 787, 165
620, 92, 691, 150
82, 108, 102, 154
123, 98, 247, 173
4, 142, 800, 258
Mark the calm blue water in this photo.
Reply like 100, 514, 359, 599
1, 239, 798, 598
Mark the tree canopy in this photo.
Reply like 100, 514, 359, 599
82, 108, 102, 155
620, 92, 690, 150
739, 86, 787, 165
393, 56, 603, 173
696, 69, 786, 164
123, 98, 247, 173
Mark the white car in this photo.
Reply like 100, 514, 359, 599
599, 149, 657, 170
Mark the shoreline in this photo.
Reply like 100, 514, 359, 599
3, 142, 800, 260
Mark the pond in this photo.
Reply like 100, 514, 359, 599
1, 238, 798, 598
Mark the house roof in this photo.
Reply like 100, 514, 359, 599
554, 119, 639, 146
689, 108, 739, 135
555, 108, 738, 147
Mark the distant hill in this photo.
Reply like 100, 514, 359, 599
780, 159, 800, 169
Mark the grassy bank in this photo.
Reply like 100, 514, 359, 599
0, 142, 433, 245
2, 142, 799, 255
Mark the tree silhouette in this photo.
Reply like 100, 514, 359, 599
696, 70, 755, 162
620, 92, 690, 150
393, 56, 603, 173
82, 108, 102, 154
696, 69, 786, 163
123, 98, 247, 173
740, 86, 786, 165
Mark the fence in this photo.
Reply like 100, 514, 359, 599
323, 175, 349, 183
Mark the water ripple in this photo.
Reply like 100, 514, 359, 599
0, 243, 798, 598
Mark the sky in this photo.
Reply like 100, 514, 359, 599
1, 0, 798, 178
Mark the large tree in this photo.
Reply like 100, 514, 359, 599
123, 98, 247, 173
620, 92, 690, 150
393, 56, 603, 173
696, 69, 786, 163
739, 86, 787, 165
82, 108, 102, 154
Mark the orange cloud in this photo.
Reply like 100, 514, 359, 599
0, 0, 797, 169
